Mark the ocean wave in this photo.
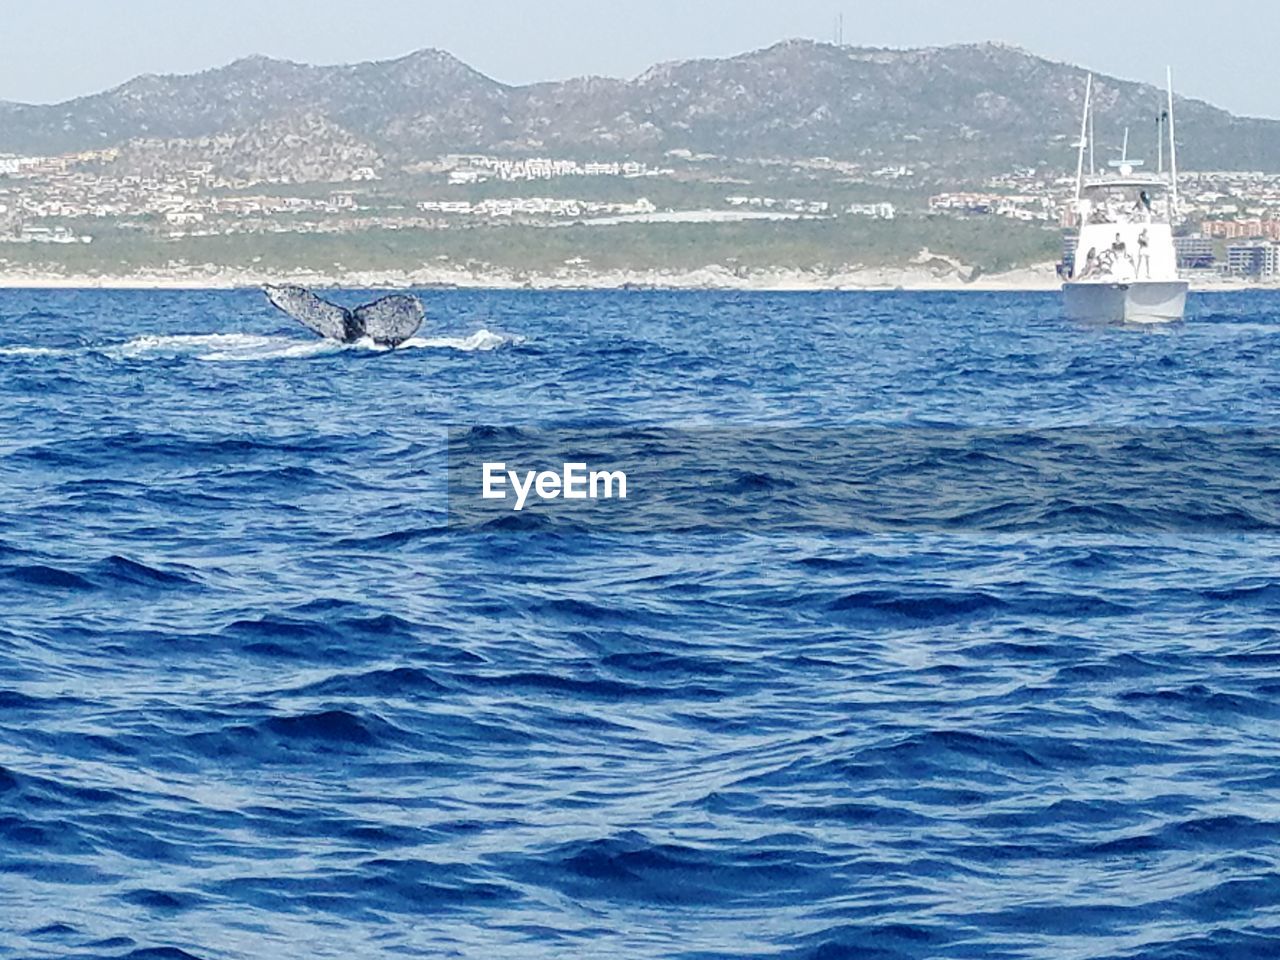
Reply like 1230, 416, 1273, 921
3, 563, 99, 591
3, 289, 1280, 960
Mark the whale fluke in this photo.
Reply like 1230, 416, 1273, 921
263, 285, 424, 348
353, 295, 427, 348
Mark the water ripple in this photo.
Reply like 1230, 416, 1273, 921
2, 290, 1279, 959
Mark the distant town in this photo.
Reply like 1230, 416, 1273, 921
2, 147, 1279, 281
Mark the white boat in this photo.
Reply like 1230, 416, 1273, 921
1060, 70, 1188, 323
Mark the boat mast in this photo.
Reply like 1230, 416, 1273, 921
1075, 73, 1093, 200
1157, 110, 1166, 174
1089, 95, 1096, 175
1166, 66, 1179, 218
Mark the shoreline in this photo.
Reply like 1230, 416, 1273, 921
0, 262, 1273, 293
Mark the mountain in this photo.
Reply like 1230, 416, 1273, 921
111, 113, 384, 183
2, 41, 1278, 174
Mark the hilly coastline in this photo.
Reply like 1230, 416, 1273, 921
1, 41, 1278, 288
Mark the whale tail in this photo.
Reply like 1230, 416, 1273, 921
353, 295, 427, 348
263, 285, 424, 348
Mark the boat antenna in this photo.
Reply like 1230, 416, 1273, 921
1166, 66, 1179, 217
1075, 73, 1092, 200
1121, 127, 1129, 163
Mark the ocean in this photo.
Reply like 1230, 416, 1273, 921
2, 288, 1279, 959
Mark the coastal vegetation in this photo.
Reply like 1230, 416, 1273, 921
0, 216, 1059, 279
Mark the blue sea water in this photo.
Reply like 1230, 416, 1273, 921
2, 288, 1280, 959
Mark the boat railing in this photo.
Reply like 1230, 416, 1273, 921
1085, 205, 1159, 226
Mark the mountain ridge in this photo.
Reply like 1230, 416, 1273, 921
1, 40, 1277, 173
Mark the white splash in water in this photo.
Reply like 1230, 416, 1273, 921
1, 330, 522, 362
97, 333, 342, 362
196, 329, 523, 360
0, 345, 65, 357
400, 330, 525, 352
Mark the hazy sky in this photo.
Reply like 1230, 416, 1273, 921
2, 1, 1276, 118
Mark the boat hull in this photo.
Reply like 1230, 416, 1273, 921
1062, 280, 1188, 323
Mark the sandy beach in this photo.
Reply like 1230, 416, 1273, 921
0, 260, 1273, 292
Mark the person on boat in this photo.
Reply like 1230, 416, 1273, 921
1080, 247, 1100, 279
1136, 229, 1151, 278
1111, 233, 1127, 260
1132, 190, 1153, 223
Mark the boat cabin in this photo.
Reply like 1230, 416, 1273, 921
1068, 174, 1178, 282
